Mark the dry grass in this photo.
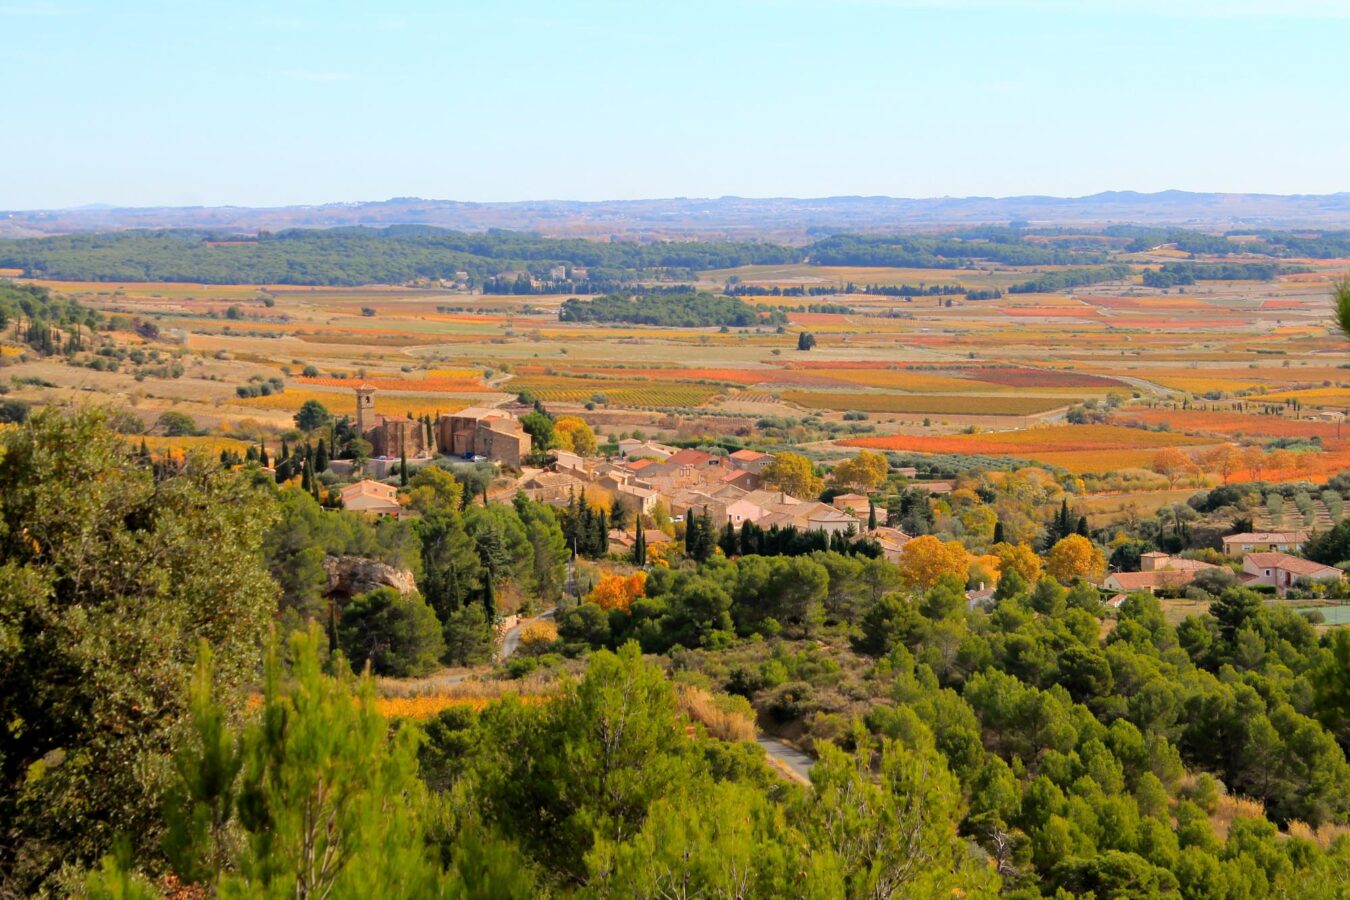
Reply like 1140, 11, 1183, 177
1286, 819, 1350, 849
674, 683, 757, 742
1210, 793, 1268, 844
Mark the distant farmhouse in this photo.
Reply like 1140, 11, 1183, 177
1221, 531, 1308, 555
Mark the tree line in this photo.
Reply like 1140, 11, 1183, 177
558, 291, 786, 327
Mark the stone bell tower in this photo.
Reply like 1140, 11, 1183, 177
354, 383, 376, 434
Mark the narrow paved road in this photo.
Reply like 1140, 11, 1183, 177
758, 737, 815, 784
500, 607, 556, 661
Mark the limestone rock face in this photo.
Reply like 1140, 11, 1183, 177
323, 555, 417, 600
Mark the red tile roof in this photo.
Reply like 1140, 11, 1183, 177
666, 448, 716, 466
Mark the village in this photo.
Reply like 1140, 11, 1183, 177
330, 385, 1348, 612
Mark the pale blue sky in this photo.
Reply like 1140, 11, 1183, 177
3, 0, 1346, 208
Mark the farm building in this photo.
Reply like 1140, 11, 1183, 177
435, 405, 531, 468
1222, 531, 1308, 555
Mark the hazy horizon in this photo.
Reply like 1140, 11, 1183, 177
12, 187, 1350, 214
4, 0, 1348, 209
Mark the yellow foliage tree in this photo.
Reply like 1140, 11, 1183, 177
761, 451, 825, 499
832, 450, 889, 490
518, 619, 559, 655
898, 535, 970, 591
1046, 534, 1105, 584
554, 416, 598, 455
993, 541, 1042, 584
587, 571, 648, 612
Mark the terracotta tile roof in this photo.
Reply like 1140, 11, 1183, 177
1245, 552, 1341, 577
666, 448, 716, 466
1222, 531, 1307, 544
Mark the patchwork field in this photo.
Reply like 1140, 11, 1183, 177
4, 260, 1348, 488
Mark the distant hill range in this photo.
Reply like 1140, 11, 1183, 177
5, 191, 1350, 240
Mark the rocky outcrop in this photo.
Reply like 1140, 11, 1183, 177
323, 555, 417, 601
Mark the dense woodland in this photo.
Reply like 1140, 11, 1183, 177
5, 224, 1345, 288
0, 227, 795, 286
6, 409, 1350, 897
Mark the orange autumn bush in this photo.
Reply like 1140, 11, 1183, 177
587, 571, 648, 612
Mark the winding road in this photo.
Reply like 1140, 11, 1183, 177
500, 606, 556, 660
757, 737, 815, 784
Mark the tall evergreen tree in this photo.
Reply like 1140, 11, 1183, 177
719, 520, 739, 558
314, 438, 327, 473
632, 524, 647, 566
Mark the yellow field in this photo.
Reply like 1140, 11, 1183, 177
137, 434, 254, 456
236, 389, 470, 419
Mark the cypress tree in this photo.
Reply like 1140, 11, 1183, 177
258, 442, 269, 468
993, 519, 1005, 544
1076, 515, 1089, 537
399, 450, 408, 487
593, 509, 608, 556
719, 520, 738, 557
632, 525, 647, 566
868, 500, 878, 531
300, 460, 312, 493
314, 438, 328, 473
482, 575, 496, 622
